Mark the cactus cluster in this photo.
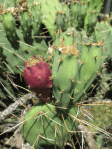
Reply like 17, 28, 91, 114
0, 0, 112, 148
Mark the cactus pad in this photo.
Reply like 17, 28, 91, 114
22, 102, 79, 148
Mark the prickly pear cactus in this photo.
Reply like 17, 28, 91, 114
22, 102, 79, 149
0, 0, 112, 149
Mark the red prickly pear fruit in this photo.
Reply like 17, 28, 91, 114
23, 55, 52, 103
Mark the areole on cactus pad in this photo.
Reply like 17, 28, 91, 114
23, 55, 52, 103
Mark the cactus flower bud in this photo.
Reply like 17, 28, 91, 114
23, 55, 52, 103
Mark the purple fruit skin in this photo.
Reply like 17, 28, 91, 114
24, 56, 52, 102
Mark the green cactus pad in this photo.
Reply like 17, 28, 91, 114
86, 10, 97, 34
52, 31, 80, 108
29, 2, 42, 36
73, 43, 103, 103
20, 10, 31, 38
55, 4, 69, 31
80, 0, 104, 30
3, 11, 16, 41
38, 0, 62, 37
22, 102, 79, 148
70, 1, 87, 29
95, 22, 112, 60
